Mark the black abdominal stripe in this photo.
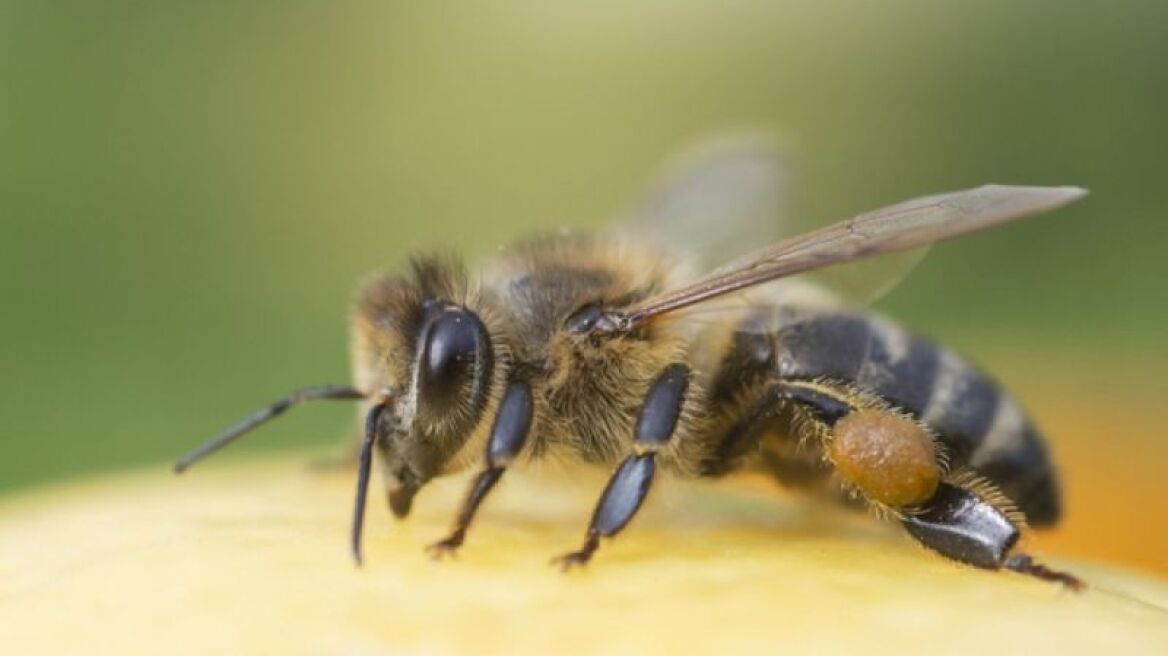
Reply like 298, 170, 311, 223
735, 310, 1059, 526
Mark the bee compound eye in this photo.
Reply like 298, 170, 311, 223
419, 309, 490, 407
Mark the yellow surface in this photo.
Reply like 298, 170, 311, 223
1, 457, 1167, 655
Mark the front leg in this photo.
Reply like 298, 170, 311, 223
427, 379, 533, 559
554, 363, 690, 569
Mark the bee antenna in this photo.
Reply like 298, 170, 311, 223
351, 401, 389, 567
173, 385, 366, 473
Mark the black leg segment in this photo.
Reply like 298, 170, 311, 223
428, 380, 534, 558
1004, 554, 1084, 590
486, 381, 535, 465
902, 481, 1083, 589
555, 364, 690, 568
702, 380, 853, 477
554, 453, 656, 569
779, 382, 853, 425
901, 482, 1019, 570
592, 454, 657, 536
427, 466, 505, 558
635, 364, 690, 445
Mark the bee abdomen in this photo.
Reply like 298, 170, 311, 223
770, 311, 1061, 526
965, 398, 1061, 526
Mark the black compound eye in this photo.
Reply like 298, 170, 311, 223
419, 308, 491, 409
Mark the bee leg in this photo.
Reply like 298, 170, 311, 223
702, 382, 836, 486
762, 380, 1083, 589
901, 482, 1083, 590
775, 381, 854, 424
552, 364, 690, 569
426, 380, 534, 559
424, 467, 504, 560
1002, 554, 1085, 590
552, 453, 657, 570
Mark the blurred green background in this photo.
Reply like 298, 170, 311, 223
2, 1, 1165, 498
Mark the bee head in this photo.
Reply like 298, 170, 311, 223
353, 256, 500, 518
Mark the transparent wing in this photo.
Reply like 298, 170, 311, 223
803, 248, 930, 307
620, 185, 1087, 327
620, 131, 790, 271
620, 132, 930, 305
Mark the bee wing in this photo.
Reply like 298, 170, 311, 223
620, 184, 1087, 326
622, 133, 930, 306
620, 132, 791, 271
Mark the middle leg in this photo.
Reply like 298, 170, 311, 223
552, 363, 691, 569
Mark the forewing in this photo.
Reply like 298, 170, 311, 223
622, 185, 1087, 325
621, 133, 931, 305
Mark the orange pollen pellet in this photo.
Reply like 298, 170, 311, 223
826, 409, 941, 508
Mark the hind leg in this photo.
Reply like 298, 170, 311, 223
902, 480, 1082, 589
788, 379, 1082, 589
710, 378, 1082, 589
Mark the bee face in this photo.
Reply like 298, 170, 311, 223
353, 258, 499, 517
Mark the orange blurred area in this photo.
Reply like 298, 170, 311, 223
1023, 391, 1166, 576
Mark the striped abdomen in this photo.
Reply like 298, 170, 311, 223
763, 309, 1061, 526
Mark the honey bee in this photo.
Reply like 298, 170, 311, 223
176, 138, 1086, 588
